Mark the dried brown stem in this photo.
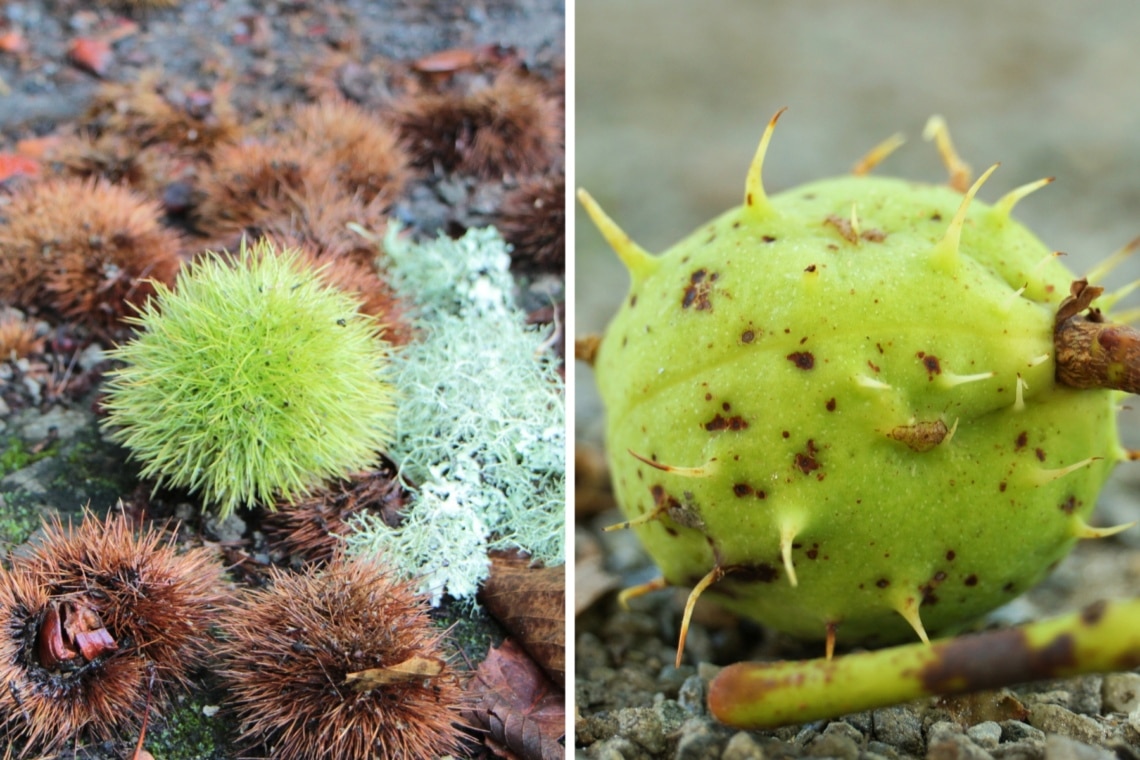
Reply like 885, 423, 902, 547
1055, 278, 1140, 393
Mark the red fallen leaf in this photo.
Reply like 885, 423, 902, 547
68, 37, 113, 77
0, 30, 26, 54
465, 639, 564, 760
0, 153, 40, 182
413, 47, 480, 73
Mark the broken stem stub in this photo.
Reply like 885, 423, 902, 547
1055, 279, 1140, 394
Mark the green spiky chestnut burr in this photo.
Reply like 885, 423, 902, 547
101, 238, 395, 517
580, 111, 1140, 660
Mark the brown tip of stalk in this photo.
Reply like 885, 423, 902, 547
1055, 279, 1140, 393
576, 335, 601, 366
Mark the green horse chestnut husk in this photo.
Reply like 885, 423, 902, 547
580, 110, 1140, 663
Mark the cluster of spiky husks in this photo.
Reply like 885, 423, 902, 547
0, 308, 43, 360
0, 177, 182, 331
100, 239, 396, 516
263, 466, 408, 565
218, 555, 467, 760
0, 510, 227, 754
498, 174, 566, 272
393, 72, 562, 179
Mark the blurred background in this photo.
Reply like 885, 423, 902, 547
575, 0, 1140, 445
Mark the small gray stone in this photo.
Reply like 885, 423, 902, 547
1042, 735, 1115, 760
929, 720, 967, 745
586, 735, 644, 760
967, 722, 1003, 750
865, 739, 903, 759
677, 674, 706, 714
656, 699, 689, 734
873, 705, 925, 757
616, 707, 666, 755
722, 732, 766, 760
19, 406, 88, 442
1001, 721, 1046, 744
844, 711, 873, 736
203, 511, 247, 544
674, 717, 731, 760
805, 721, 863, 760
657, 664, 693, 696
1102, 673, 1140, 714
991, 740, 1045, 760
1028, 705, 1106, 745
928, 733, 994, 760
77, 343, 105, 372
1066, 677, 1103, 716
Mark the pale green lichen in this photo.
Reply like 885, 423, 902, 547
344, 226, 564, 604
101, 239, 395, 517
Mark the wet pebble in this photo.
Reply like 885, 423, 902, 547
1101, 673, 1140, 714
1028, 704, 1106, 745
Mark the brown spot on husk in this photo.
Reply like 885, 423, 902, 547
1081, 599, 1107, 625
918, 352, 942, 377
705, 414, 748, 432
787, 351, 815, 370
794, 440, 821, 474
682, 269, 717, 311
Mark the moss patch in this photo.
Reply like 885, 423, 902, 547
146, 694, 234, 760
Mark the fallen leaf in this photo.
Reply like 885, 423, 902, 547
575, 443, 616, 518
413, 47, 479, 73
0, 154, 40, 182
343, 655, 444, 691
67, 37, 113, 77
575, 527, 619, 615
0, 30, 26, 54
478, 554, 564, 687
466, 639, 564, 760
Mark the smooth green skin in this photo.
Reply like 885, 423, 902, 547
595, 174, 1121, 645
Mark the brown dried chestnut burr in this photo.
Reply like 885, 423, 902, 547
0, 510, 228, 754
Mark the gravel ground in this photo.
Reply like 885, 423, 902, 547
575, 2, 1140, 758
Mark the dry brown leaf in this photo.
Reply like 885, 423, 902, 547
343, 655, 445, 691
479, 554, 564, 687
575, 443, 616, 518
466, 638, 564, 760
575, 527, 619, 615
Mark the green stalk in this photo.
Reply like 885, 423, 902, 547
709, 599, 1140, 729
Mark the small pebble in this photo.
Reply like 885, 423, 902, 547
617, 707, 666, 755
722, 732, 766, 760
677, 674, 706, 714
873, 705, 925, 756
674, 717, 731, 760
967, 722, 1002, 750
927, 733, 994, 760
1001, 720, 1046, 743
1029, 704, 1106, 745
1101, 672, 1140, 714
1043, 734, 1115, 760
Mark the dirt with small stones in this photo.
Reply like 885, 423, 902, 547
576, 475, 1140, 760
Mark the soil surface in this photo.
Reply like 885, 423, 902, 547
0, 1, 565, 758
